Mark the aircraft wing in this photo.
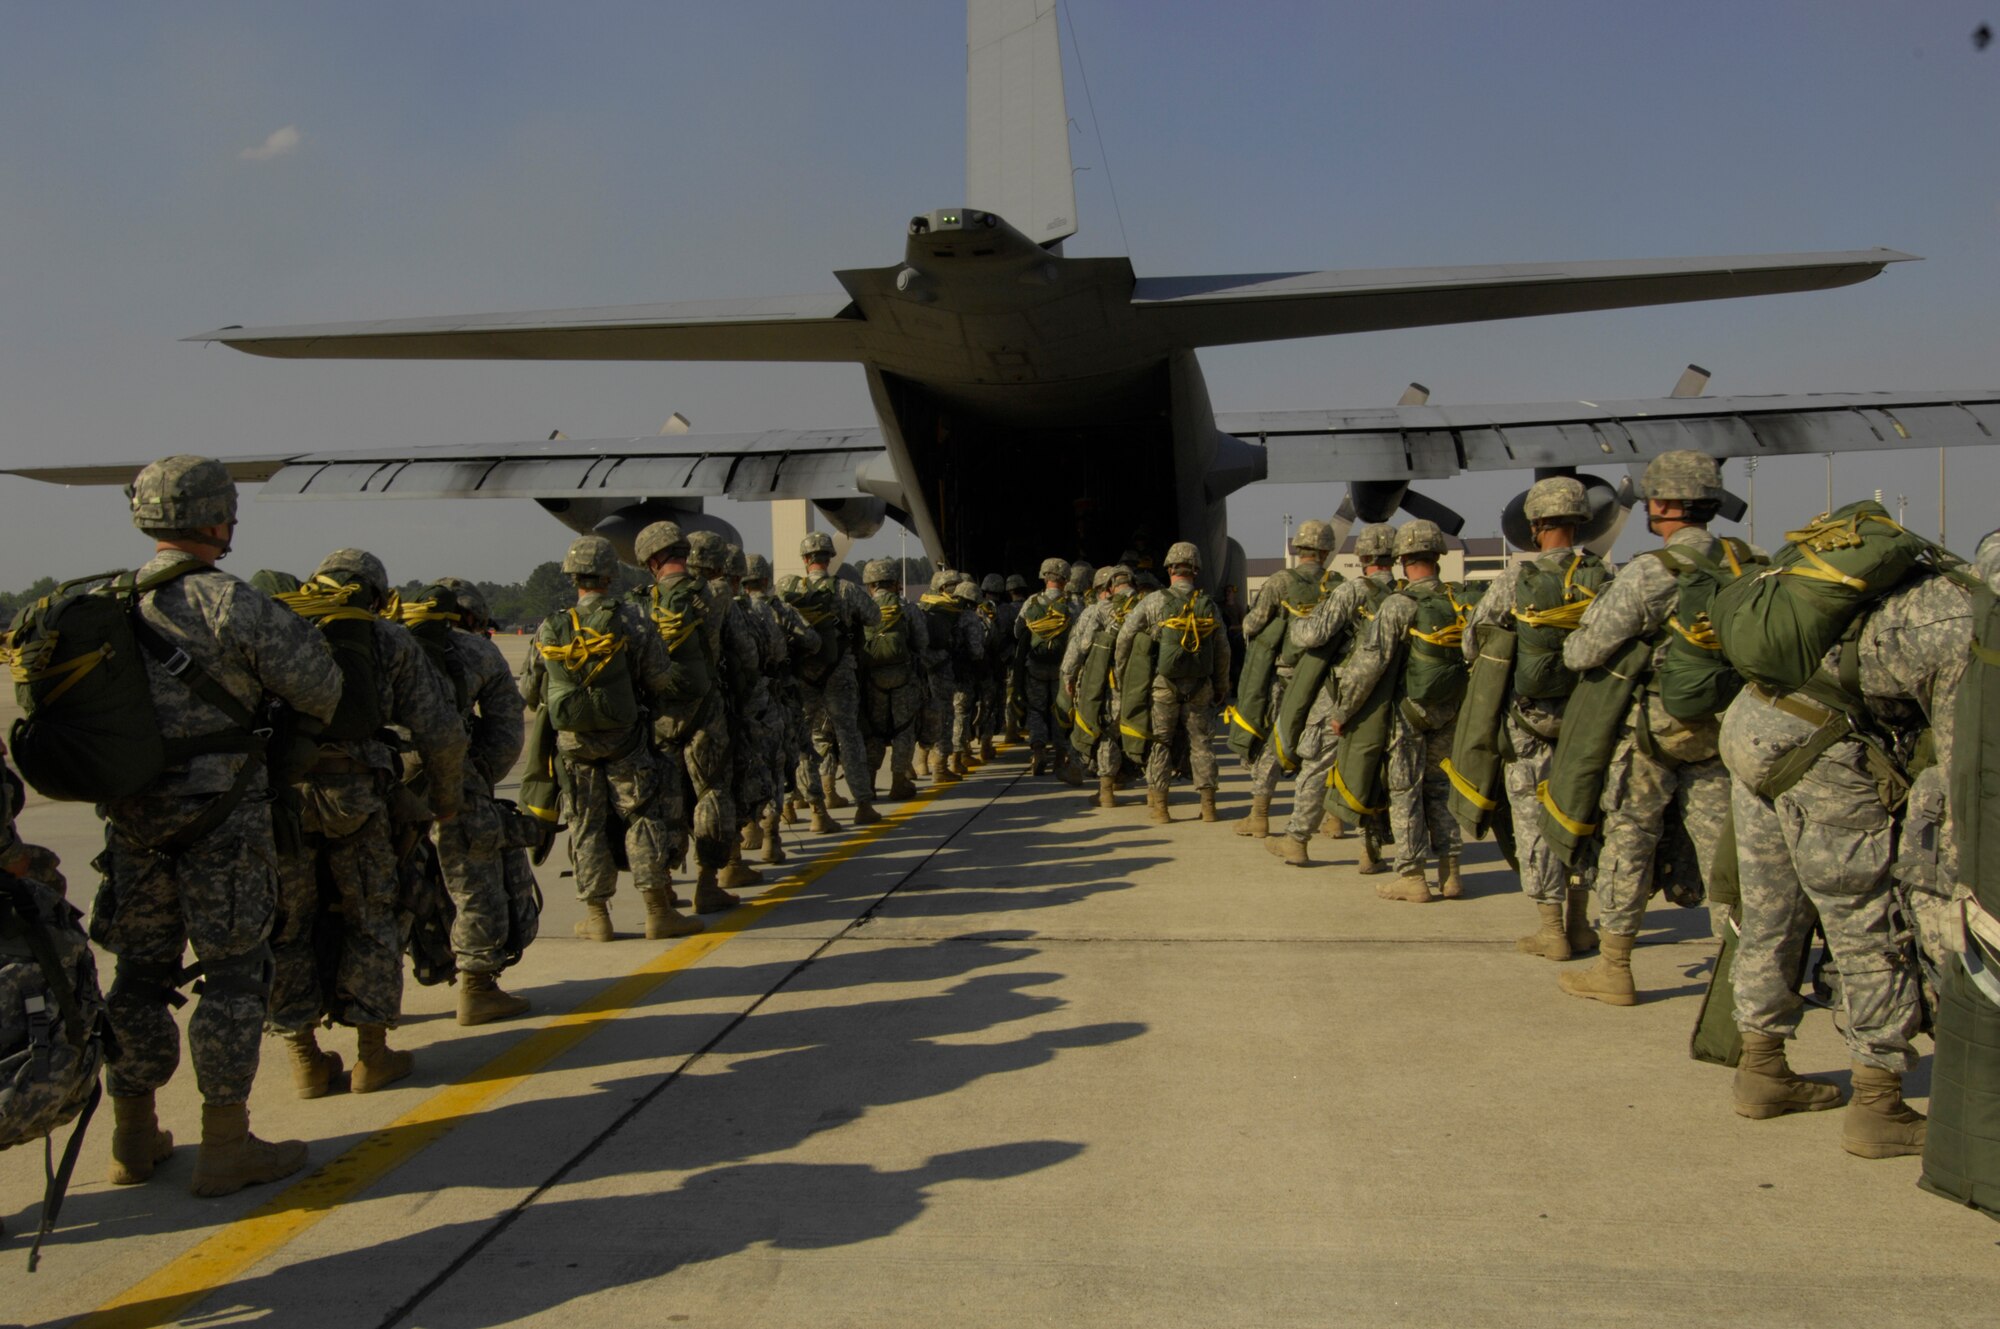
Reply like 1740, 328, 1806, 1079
184, 293, 867, 362
1219, 391, 2000, 484
1135, 250, 1915, 349
3, 428, 886, 500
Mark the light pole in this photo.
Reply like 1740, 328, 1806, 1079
1745, 457, 1758, 546
1282, 512, 1293, 568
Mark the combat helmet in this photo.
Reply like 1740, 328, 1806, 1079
1037, 557, 1069, 583
315, 547, 392, 608
930, 567, 959, 595
724, 546, 747, 579
800, 531, 836, 562
128, 455, 238, 537
1106, 564, 1134, 589
1004, 573, 1028, 593
561, 535, 618, 581
1091, 565, 1116, 591
952, 579, 980, 603
863, 557, 897, 586
634, 521, 688, 566
436, 575, 491, 630
1392, 520, 1447, 559
1163, 541, 1201, 571
1292, 519, 1336, 554
1354, 523, 1397, 561
1524, 476, 1590, 523
1642, 450, 1721, 504
744, 553, 773, 585
980, 572, 1005, 595
249, 569, 300, 596
687, 530, 729, 573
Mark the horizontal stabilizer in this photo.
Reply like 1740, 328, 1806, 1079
186, 293, 866, 363
1222, 390, 2000, 485
1136, 250, 1915, 349
4, 428, 886, 502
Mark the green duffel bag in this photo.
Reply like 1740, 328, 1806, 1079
1538, 635, 1651, 866
1689, 917, 1746, 1068
1713, 500, 1944, 695
1919, 945, 2000, 1223
1444, 623, 1515, 839
1953, 579, 2000, 920
1225, 613, 1286, 765
1269, 649, 1333, 774
1117, 629, 1155, 766
1325, 673, 1394, 828
1070, 629, 1116, 758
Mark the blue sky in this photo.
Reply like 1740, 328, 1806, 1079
2, 1, 1996, 582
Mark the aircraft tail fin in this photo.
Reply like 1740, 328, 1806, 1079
966, 0, 1076, 249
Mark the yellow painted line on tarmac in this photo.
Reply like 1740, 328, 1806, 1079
72, 764, 995, 1329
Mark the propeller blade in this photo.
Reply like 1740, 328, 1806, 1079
1397, 382, 1431, 406
1398, 488, 1465, 535
1670, 364, 1711, 398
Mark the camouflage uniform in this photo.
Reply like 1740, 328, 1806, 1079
1721, 574, 1971, 1073
1240, 524, 1333, 820
269, 557, 466, 1037
1461, 534, 1604, 911
1282, 565, 1399, 844
744, 562, 819, 807
521, 585, 681, 906
96, 550, 342, 1106
917, 572, 983, 767
1559, 525, 1733, 937
859, 562, 932, 794
1003, 573, 1030, 737
1115, 547, 1232, 807
1015, 558, 1077, 760
787, 540, 882, 813
974, 574, 1009, 754
1059, 568, 1132, 780
1334, 571, 1464, 878
434, 619, 526, 977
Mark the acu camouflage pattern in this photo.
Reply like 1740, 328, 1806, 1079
434, 626, 527, 975
93, 550, 341, 1106
1561, 526, 1732, 935
1116, 580, 1232, 793
1240, 553, 1326, 800
793, 572, 880, 806
269, 615, 466, 1033
1722, 573, 1972, 1072
863, 585, 931, 787
1283, 570, 1397, 842
1061, 583, 1134, 777
521, 590, 681, 903
646, 566, 739, 870
127, 454, 238, 533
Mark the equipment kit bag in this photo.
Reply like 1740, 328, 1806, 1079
1444, 624, 1515, 839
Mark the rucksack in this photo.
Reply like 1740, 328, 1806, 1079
1154, 589, 1220, 683
396, 588, 473, 719
645, 576, 715, 702
1648, 536, 1762, 723
1511, 551, 1612, 700
1020, 594, 1072, 663
1401, 582, 1469, 706
1714, 501, 1959, 695
862, 595, 913, 688
536, 601, 639, 734
785, 579, 846, 684
2, 866, 110, 1271
275, 577, 387, 742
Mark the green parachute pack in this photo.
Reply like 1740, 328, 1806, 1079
1648, 536, 1762, 723
1154, 587, 1221, 683
1271, 576, 1389, 774
644, 576, 714, 703
395, 586, 472, 718
862, 595, 914, 688
1325, 668, 1394, 828
1400, 582, 1469, 709
1118, 621, 1156, 766
1715, 500, 1964, 695
1069, 602, 1124, 758
536, 600, 638, 734
786, 578, 846, 684
1019, 592, 1072, 669
1226, 568, 1326, 765
275, 576, 387, 743
1512, 551, 1612, 700
1538, 636, 1652, 866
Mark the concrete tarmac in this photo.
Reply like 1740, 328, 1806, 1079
3, 676, 1996, 1323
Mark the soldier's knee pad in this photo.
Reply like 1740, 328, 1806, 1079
197, 945, 275, 1001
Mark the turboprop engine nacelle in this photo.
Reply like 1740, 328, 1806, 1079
1499, 474, 1624, 552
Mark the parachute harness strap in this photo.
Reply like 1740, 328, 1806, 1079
276, 577, 378, 625
918, 592, 960, 618
1511, 552, 1599, 633
1025, 603, 1071, 643
877, 601, 903, 632
393, 598, 462, 629
538, 608, 625, 686
1408, 587, 1466, 650
1160, 602, 1215, 654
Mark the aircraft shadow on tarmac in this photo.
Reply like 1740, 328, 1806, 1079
23, 936, 1145, 1323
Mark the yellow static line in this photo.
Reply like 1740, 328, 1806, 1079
73, 768, 979, 1329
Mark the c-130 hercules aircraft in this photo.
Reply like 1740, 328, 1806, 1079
13, 0, 2000, 580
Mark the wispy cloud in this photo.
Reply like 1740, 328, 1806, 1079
239, 125, 301, 162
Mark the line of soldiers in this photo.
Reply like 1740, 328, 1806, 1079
1211, 451, 1979, 1161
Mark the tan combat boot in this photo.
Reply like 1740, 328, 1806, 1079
1199, 789, 1219, 823
720, 854, 764, 891
980, 737, 997, 763
458, 971, 531, 1026
1265, 833, 1311, 867
811, 802, 840, 833
1558, 932, 1638, 1006
189, 1103, 307, 1198
1733, 1033, 1843, 1119
1355, 828, 1387, 875
693, 867, 741, 914
852, 801, 885, 827
826, 787, 852, 810
1843, 1065, 1928, 1158
913, 747, 930, 777
1437, 857, 1464, 900
953, 751, 973, 777
107, 1091, 175, 1185
888, 775, 917, 801
1097, 774, 1118, 809
782, 797, 801, 826
641, 887, 703, 939
1324, 819, 1347, 841
1565, 887, 1598, 954
760, 810, 786, 865
1235, 793, 1270, 838
278, 1027, 346, 1098
1056, 751, 1084, 787
1148, 788, 1171, 825
740, 817, 764, 852
1378, 869, 1431, 903
573, 900, 614, 942
351, 1025, 414, 1094
1028, 744, 1047, 775
1515, 902, 1571, 961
